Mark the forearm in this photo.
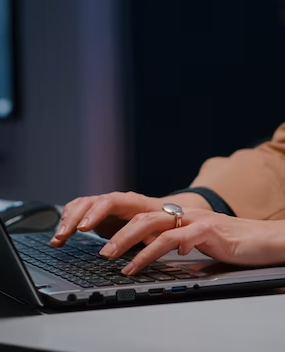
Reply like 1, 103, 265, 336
190, 123, 285, 220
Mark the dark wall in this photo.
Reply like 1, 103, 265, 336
130, 1, 285, 197
0, 0, 125, 204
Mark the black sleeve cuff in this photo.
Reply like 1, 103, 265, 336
170, 186, 236, 217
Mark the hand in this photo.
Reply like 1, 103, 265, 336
50, 191, 212, 247
98, 209, 285, 275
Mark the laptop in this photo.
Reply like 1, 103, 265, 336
1, 215, 285, 309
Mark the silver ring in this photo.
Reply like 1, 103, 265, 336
162, 203, 184, 228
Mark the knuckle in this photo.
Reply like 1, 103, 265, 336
109, 191, 121, 198
132, 212, 156, 224
180, 232, 189, 246
126, 190, 140, 199
160, 231, 175, 243
201, 156, 226, 171
63, 202, 72, 212
98, 194, 113, 205
126, 191, 136, 196
132, 212, 148, 223
73, 197, 84, 204
197, 221, 212, 233
65, 196, 97, 213
67, 196, 87, 208
127, 190, 146, 203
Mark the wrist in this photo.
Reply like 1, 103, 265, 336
169, 186, 236, 217
161, 192, 213, 211
268, 220, 285, 263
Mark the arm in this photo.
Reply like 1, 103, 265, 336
51, 123, 285, 248
190, 123, 285, 220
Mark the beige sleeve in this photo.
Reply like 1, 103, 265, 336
190, 123, 285, 220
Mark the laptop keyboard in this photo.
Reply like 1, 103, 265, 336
11, 232, 197, 289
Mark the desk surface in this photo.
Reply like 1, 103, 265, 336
0, 293, 285, 352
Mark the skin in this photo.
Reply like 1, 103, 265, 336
50, 192, 285, 275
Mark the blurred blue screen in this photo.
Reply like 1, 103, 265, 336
0, 0, 14, 118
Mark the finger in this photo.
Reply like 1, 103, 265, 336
99, 212, 189, 258
59, 197, 97, 235
178, 222, 211, 255
121, 222, 209, 275
76, 192, 149, 232
143, 234, 158, 246
76, 195, 121, 232
50, 238, 66, 248
50, 197, 96, 246
55, 194, 120, 241
54, 192, 149, 244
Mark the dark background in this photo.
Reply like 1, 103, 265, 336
129, 0, 285, 197
1, 0, 285, 204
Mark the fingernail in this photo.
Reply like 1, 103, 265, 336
121, 262, 134, 275
50, 238, 64, 248
78, 218, 89, 229
55, 225, 66, 237
99, 242, 117, 257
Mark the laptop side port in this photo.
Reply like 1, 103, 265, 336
148, 288, 165, 295
116, 289, 136, 302
88, 292, 105, 306
171, 286, 187, 293
67, 293, 77, 302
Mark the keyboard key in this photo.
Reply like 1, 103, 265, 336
43, 248, 58, 255
47, 268, 63, 276
58, 273, 72, 280
74, 272, 89, 278
172, 273, 196, 280
56, 263, 73, 269
158, 266, 183, 273
140, 267, 160, 274
76, 263, 95, 270
110, 277, 135, 285
72, 280, 94, 288
66, 276, 83, 283
87, 277, 108, 283
147, 273, 174, 281
24, 258, 39, 265
38, 233, 54, 241
65, 258, 82, 264
65, 268, 83, 275
81, 275, 99, 281
88, 268, 109, 276
129, 276, 155, 283
93, 281, 114, 287
34, 254, 51, 261
87, 278, 115, 287
148, 262, 168, 268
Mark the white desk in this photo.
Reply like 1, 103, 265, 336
0, 293, 285, 352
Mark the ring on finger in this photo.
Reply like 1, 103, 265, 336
162, 203, 184, 228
